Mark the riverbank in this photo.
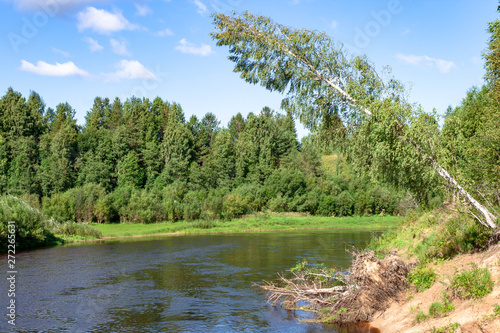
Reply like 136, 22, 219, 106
364, 207, 500, 332
89, 213, 400, 240
257, 207, 500, 332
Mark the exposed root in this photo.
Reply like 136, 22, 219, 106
256, 250, 412, 324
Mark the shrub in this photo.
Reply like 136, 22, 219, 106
428, 301, 454, 318
0, 195, 56, 251
183, 190, 205, 220
267, 194, 288, 213
223, 193, 249, 218
317, 194, 336, 216
203, 188, 227, 220
42, 191, 76, 222
121, 189, 166, 224
162, 181, 186, 222
336, 191, 354, 216
93, 194, 113, 223
414, 310, 427, 323
408, 266, 437, 292
451, 264, 493, 299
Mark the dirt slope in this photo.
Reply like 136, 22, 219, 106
370, 245, 500, 332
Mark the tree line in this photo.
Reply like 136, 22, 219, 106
0, 89, 404, 224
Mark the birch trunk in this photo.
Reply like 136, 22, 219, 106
432, 160, 497, 229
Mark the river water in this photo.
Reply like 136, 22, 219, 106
1, 229, 382, 332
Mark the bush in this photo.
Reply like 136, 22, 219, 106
162, 181, 186, 222
408, 266, 437, 292
183, 190, 205, 220
336, 191, 354, 216
42, 183, 108, 223
121, 189, 166, 223
414, 310, 427, 323
267, 194, 288, 213
203, 188, 227, 220
317, 194, 336, 216
223, 193, 249, 218
428, 292, 454, 318
42, 191, 76, 222
0, 195, 56, 251
451, 264, 493, 299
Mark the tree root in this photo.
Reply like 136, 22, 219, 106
256, 251, 412, 324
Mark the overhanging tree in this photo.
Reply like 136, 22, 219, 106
211, 11, 498, 228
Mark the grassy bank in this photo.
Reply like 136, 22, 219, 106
93, 213, 400, 239
365, 206, 500, 332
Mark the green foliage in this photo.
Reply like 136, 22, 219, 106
430, 323, 460, 333
441, 85, 500, 208
44, 219, 102, 238
451, 264, 494, 299
0, 195, 56, 251
0, 195, 102, 252
428, 291, 454, 318
414, 310, 427, 323
494, 304, 500, 317
408, 266, 437, 292
223, 193, 249, 219
370, 209, 492, 262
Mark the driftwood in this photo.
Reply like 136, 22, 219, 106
257, 270, 349, 309
256, 251, 412, 323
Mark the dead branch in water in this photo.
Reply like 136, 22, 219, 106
255, 262, 350, 309
256, 251, 412, 323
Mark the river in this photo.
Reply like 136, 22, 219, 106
1, 229, 383, 332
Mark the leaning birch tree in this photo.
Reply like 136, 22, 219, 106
211, 11, 498, 229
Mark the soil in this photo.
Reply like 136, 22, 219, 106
370, 244, 500, 332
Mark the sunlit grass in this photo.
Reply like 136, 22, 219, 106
93, 214, 400, 239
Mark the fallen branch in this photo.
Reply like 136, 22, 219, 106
256, 251, 412, 323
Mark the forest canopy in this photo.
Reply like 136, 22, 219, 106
0, 89, 406, 224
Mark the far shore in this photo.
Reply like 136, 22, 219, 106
56, 214, 400, 245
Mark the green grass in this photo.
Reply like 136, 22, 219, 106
430, 323, 460, 333
414, 310, 427, 323
408, 266, 437, 292
369, 209, 492, 262
414, 291, 454, 323
451, 263, 494, 299
92, 214, 400, 239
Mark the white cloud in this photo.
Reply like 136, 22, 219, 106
83, 36, 103, 52
52, 47, 70, 57
135, 4, 152, 16
193, 0, 207, 14
110, 38, 131, 56
104, 60, 156, 82
20, 60, 90, 77
401, 28, 411, 36
157, 28, 174, 37
77, 6, 138, 34
175, 38, 213, 56
396, 53, 456, 73
330, 20, 338, 29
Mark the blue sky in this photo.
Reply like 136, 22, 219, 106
0, 0, 497, 138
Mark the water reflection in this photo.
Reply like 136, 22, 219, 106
1, 229, 383, 332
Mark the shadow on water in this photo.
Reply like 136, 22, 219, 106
1, 229, 386, 333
